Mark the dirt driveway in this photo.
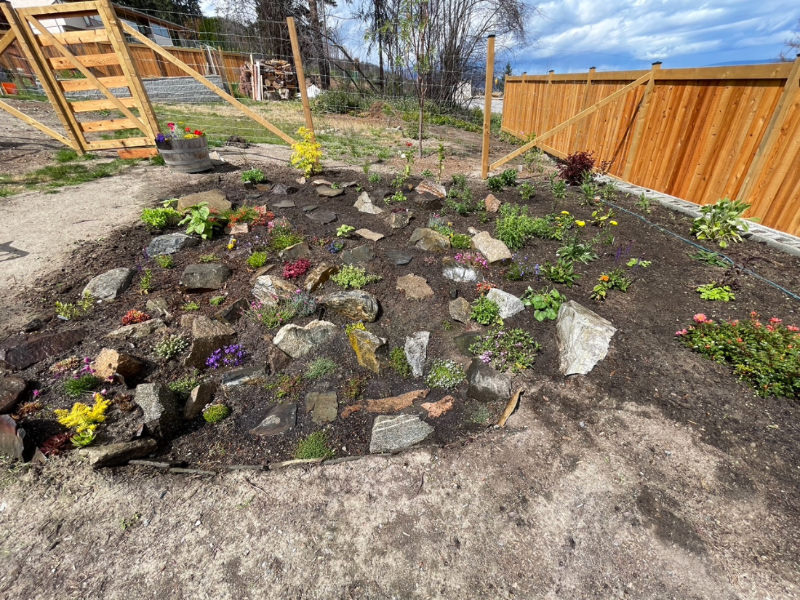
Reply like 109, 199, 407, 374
1, 105, 799, 599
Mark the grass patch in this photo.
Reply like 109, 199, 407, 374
294, 431, 335, 460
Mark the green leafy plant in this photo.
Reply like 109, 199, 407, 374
385, 190, 407, 204
294, 430, 334, 460
551, 177, 567, 199
306, 357, 337, 380
63, 375, 101, 398
331, 265, 381, 289
522, 287, 566, 321
557, 237, 598, 264
542, 258, 580, 287
450, 233, 472, 249
690, 198, 751, 248
445, 174, 478, 215
169, 371, 203, 398
690, 250, 730, 268
494, 203, 535, 250
389, 347, 411, 376
486, 169, 518, 192
209, 296, 226, 306
696, 283, 736, 302
469, 327, 541, 372
430, 222, 454, 238
241, 168, 266, 184
154, 254, 174, 269
199, 254, 219, 263
590, 208, 617, 228
426, 359, 466, 389
154, 335, 189, 360
343, 375, 368, 400
182, 301, 200, 311
290, 126, 322, 177
470, 296, 501, 325
249, 300, 297, 329
368, 172, 381, 185
677, 312, 799, 398
55, 292, 94, 320
626, 258, 652, 268
636, 193, 652, 213
138, 268, 153, 294
247, 251, 269, 269
141, 206, 181, 230
519, 182, 535, 201
591, 268, 632, 301
336, 224, 356, 238
179, 203, 216, 240
270, 225, 303, 251
203, 404, 231, 423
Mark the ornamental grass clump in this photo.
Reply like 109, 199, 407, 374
469, 327, 541, 373
63, 374, 101, 398
676, 312, 800, 398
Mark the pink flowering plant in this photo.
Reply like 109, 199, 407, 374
676, 311, 800, 398
454, 252, 488, 269
468, 326, 541, 373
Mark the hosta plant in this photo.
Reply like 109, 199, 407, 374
690, 198, 751, 248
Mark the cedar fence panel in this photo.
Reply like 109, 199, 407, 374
502, 60, 800, 236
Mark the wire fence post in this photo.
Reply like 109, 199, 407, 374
286, 16, 315, 141
481, 34, 495, 180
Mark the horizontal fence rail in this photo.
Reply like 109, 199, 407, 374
502, 59, 800, 237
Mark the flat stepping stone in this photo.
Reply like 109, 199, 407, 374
251, 402, 297, 436
369, 414, 434, 453
0, 329, 86, 370
221, 365, 267, 388
312, 179, 333, 186
147, 233, 199, 257
305, 391, 338, 424
355, 228, 384, 242
385, 250, 412, 265
317, 186, 344, 198
396, 274, 433, 299
302, 204, 318, 212
306, 209, 337, 224
272, 183, 297, 195
272, 199, 296, 209
341, 244, 374, 264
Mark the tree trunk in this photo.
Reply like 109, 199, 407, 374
307, 0, 330, 89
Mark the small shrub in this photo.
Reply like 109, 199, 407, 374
63, 374, 101, 398
470, 296, 501, 325
487, 169, 518, 192
690, 198, 751, 248
559, 151, 595, 185
677, 312, 799, 398
551, 177, 567, 199
557, 237, 598, 264
450, 233, 471, 249
389, 347, 411, 376
368, 172, 381, 185
141, 207, 181, 230
519, 182, 535, 201
241, 168, 266, 184
154, 254, 174, 269
203, 404, 231, 423
426, 359, 466, 389
179, 203, 217, 240
270, 225, 303, 251
696, 283, 736, 302
294, 431, 334, 460
247, 251, 269, 269
306, 357, 337, 380
522, 287, 566, 321
169, 371, 203, 397
494, 204, 535, 250
636, 194, 652, 213
469, 327, 541, 372
331, 265, 381, 289
55, 292, 94, 321
336, 224, 355, 238
290, 126, 322, 177
385, 190, 407, 205
121, 309, 150, 325
154, 335, 189, 360
282, 258, 311, 279
445, 174, 479, 215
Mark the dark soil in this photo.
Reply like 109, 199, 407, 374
4, 163, 800, 506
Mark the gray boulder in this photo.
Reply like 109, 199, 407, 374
0, 376, 26, 413
252, 275, 297, 306
370, 415, 434, 453
180, 264, 232, 291
321, 290, 379, 322
354, 191, 384, 214
471, 231, 511, 263
467, 358, 512, 402
184, 316, 235, 368
449, 298, 471, 323
404, 331, 430, 378
251, 402, 297, 436
134, 383, 180, 437
83, 267, 134, 301
557, 301, 616, 376
146, 233, 199, 257
409, 228, 450, 252
184, 382, 216, 419
273, 320, 338, 359
486, 288, 525, 319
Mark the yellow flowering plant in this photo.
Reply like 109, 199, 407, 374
290, 127, 322, 177
54, 392, 111, 447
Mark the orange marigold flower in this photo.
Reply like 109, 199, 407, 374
599, 275, 610, 282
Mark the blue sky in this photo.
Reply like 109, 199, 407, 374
507, 0, 800, 74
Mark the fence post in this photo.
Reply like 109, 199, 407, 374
481, 34, 495, 179
287, 16, 315, 140
573, 66, 595, 150
736, 54, 800, 206
623, 61, 660, 180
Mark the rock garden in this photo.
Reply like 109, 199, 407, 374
1, 153, 799, 475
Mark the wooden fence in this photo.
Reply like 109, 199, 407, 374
501, 59, 800, 237
1, 35, 248, 89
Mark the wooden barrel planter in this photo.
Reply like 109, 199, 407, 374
156, 136, 213, 173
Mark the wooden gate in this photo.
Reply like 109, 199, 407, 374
0, 0, 159, 153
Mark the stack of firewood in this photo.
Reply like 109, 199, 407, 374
239, 60, 298, 101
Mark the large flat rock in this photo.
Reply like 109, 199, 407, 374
369, 414, 434, 453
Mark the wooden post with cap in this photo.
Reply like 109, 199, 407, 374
481, 34, 495, 179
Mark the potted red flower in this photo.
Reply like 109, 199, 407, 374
155, 121, 212, 173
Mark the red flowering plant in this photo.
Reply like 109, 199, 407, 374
676, 311, 800, 398
282, 258, 311, 279
155, 121, 205, 147
122, 309, 150, 326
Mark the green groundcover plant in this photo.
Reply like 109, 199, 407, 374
676, 312, 800, 398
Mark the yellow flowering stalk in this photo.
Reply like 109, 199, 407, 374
290, 127, 322, 177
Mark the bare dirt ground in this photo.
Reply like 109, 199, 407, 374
1, 103, 799, 599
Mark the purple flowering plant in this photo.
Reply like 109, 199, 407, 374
468, 327, 540, 373
206, 344, 247, 369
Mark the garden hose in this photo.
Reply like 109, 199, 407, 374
597, 197, 800, 303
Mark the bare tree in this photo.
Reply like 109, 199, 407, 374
781, 20, 799, 61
